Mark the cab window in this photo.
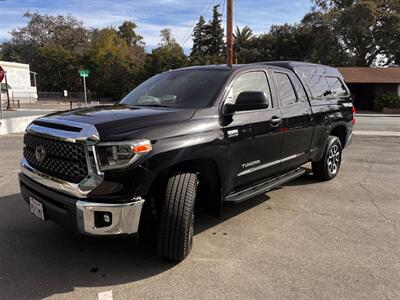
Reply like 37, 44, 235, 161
274, 72, 298, 107
226, 71, 271, 107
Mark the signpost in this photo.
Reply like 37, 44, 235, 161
79, 69, 89, 107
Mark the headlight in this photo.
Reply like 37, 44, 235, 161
95, 139, 152, 171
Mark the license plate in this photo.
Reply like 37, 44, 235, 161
30, 197, 45, 221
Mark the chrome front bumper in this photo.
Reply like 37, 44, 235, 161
76, 198, 145, 235
20, 160, 145, 236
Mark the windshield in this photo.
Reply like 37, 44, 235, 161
120, 69, 230, 108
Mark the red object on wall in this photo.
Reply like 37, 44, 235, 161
0, 65, 4, 82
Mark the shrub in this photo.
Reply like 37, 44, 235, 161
376, 92, 400, 110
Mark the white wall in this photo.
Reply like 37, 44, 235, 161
0, 61, 37, 103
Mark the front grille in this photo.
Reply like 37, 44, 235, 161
23, 133, 88, 183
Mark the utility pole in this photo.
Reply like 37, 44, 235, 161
226, 0, 234, 65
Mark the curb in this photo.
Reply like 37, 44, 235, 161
0, 115, 43, 135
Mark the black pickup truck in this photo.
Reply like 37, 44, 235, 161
19, 61, 354, 261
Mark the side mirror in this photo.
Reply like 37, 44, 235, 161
223, 91, 269, 115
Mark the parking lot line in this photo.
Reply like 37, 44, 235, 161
98, 290, 113, 300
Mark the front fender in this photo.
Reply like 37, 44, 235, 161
135, 129, 226, 196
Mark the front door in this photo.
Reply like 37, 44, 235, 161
223, 70, 283, 194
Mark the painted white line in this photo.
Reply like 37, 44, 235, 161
353, 131, 400, 137
98, 290, 113, 300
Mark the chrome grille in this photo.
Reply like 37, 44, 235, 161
23, 133, 88, 183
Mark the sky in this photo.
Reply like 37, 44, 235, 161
0, 0, 313, 53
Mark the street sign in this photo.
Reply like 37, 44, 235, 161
79, 70, 89, 107
63, 90, 68, 97
79, 70, 89, 78
0, 65, 4, 82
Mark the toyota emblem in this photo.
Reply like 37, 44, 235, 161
35, 145, 47, 162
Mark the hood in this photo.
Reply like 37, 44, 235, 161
43, 104, 196, 140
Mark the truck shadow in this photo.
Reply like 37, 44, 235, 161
0, 192, 269, 299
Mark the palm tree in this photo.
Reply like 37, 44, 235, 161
234, 26, 254, 49
234, 26, 254, 63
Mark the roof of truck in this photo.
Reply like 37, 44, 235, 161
174, 62, 343, 78
262, 61, 343, 78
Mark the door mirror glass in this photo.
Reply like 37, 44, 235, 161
224, 91, 269, 114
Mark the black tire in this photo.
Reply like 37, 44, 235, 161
312, 136, 342, 181
157, 172, 197, 261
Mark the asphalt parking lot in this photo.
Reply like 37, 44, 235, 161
0, 118, 399, 299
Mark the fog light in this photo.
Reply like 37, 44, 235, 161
94, 211, 112, 228
104, 214, 111, 223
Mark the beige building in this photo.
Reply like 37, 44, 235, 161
0, 61, 38, 103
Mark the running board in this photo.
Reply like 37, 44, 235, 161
224, 168, 306, 204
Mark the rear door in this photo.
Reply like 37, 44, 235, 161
224, 69, 283, 194
272, 70, 314, 172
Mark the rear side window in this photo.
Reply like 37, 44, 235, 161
227, 71, 271, 106
274, 72, 298, 107
305, 75, 331, 99
326, 77, 348, 97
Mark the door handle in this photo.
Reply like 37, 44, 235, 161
270, 116, 282, 126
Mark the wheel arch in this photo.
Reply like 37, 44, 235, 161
145, 157, 223, 218
329, 125, 348, 148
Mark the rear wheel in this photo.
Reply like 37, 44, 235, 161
157, 172, 197, 261
312, 136, 342, 181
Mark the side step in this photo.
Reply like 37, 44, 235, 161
224, 168, 306, 204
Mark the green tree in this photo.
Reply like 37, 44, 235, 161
190, 5, 225, 64
205, 5, 225, 58
0, 12, 91, 91
87, 28, 146, 99
234, 26, 254, 49
118, 21, 144, 46
312, 0, 400, 66
150, 29, 188, 75
190, 16, 207, 59
299, 12, 352, 66
35, 45, 79, 91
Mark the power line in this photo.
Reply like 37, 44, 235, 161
180, 0, 216, 47
180, 0, 217, 48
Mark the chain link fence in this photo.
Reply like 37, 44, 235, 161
37, 91, 98, 102
4, 92, 37, 104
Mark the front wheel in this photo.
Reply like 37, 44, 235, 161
312, 136, 342, 181
157, 172, 197, 261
